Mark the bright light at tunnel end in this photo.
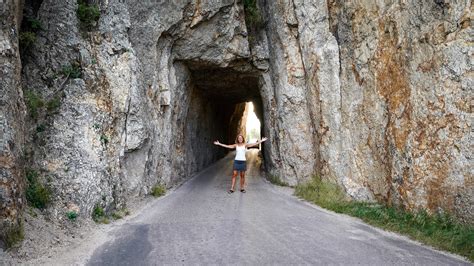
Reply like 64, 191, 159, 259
246, 102, 261, 145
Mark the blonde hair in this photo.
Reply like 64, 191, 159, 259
235, 134, 245, 144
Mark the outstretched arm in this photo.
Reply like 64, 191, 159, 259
214, 140, 236, 149
246, 137, 268, 148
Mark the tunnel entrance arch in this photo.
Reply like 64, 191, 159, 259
179, 61, 267, 176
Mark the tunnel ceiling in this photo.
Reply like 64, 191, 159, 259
187, 64, 261, 105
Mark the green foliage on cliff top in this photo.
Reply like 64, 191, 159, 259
77, 0, 100, 31
25, 169, 51, 209
295, 176, 474, 262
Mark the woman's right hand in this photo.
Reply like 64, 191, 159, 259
214, 140, 220, 145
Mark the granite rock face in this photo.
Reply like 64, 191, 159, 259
0, 0, 472, 245
18, 0, 254, 220
0, 0, 25, 245
325, 0, 473, 222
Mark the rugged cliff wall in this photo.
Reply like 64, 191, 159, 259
0, 0, 472, 247
0, 0, 25, 247
325, 0, 473, 221
260, 0, 472, 221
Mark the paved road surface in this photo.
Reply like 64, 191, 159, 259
88, 150, 469, 265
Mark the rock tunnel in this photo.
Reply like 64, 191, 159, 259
2, 0, 472, 246
178, 61, 266, 177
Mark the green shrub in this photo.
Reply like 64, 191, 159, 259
19, 31, 37, 49
19, 17, 42, 51
66, 211, 78, 221
46, 96, 61, 113
77, 0, 100, 31
3, 223, 24, 249
151, 184, 166, 197
111, 209, 130, 220
25, 169, 51, 209
36, 124, 46, 133
111, 212, 122, 220
243, 0, 263, 30
25, 91, 44, 119
61, 63, 82, 79
92, 205, 104, 220
295, 176, 474, 262
100, 134, 109, 146
26, 17, 43, 32
92, 204, 112, 224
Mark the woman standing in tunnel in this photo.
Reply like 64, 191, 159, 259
214, 134, 268, 193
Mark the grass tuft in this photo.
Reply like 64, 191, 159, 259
46, 96, 61, 113
92, 205, 105, 221
25, 91, 44, 119
25, 169, 51, 209
295, 176, 474, 262
151, 184, 166, 198
3, 223, 24, 249
267, 174, 289, 187
111, 209, 130, 220
19, 31, 37, 49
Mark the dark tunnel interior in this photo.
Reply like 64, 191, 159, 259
182, 63, 265, 176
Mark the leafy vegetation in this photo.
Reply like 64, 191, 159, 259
151, 184, 166, 197
77, 0, 100, 31
3, 223, 24, 249
19, 17, 42, 50
243, 0, 263, 30
66, 211, 78, 221
25, 91, 44, 119
25, 89, 63, 122
61, 63, 82, 79
267, 174, 289, 187
46, 96, 61, 113
100, 134, 109, 146
26, 17, 43, 31
25, 169, 51, 209
111, 209, 130, 220
92, 205, 109, 224
91, 204, 129, 223
36, 124, 46, 133
295, 176, 474, 262
19, 31, 37, 49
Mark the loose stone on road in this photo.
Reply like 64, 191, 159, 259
87, 150, 469, 265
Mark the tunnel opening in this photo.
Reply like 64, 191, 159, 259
181, 62, 265, 177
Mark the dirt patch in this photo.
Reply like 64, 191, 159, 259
1, 195, 159, 264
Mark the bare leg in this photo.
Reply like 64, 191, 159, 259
240, 171, 246, 190
231, 170, 238, 191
